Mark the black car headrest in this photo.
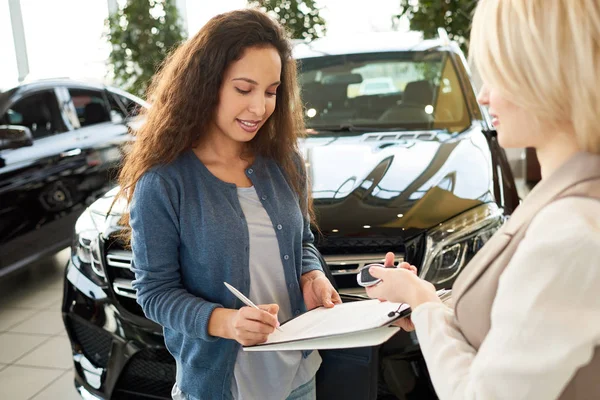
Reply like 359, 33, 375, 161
403, 80, 434, 106
84, 103, 109, 125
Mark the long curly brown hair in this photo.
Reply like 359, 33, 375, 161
114, 9, 313, 234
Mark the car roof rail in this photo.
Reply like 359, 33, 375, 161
22, 76, 71, 83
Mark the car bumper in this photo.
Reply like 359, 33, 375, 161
62, 260, 435, 400
62, 260, 175, 400
76, 383, 104, 400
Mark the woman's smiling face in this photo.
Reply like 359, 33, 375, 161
210, 45, 282, 144
477, 83, 538, 149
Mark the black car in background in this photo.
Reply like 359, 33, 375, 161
62, 32, 520, 400
0, 79, 146, 277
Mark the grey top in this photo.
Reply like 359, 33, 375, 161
231, 186, 321, 400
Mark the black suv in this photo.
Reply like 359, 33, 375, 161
62, 32, 519, 400
0, 79, 146, 277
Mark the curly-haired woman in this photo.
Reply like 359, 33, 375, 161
116, 9, 340, 400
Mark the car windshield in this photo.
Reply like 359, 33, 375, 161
298, 51, 471, 133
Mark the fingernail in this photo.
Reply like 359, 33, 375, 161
276, 321, 280, 327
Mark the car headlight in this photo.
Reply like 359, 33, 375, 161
71, 209, 107, 287
420, 203, 505, 286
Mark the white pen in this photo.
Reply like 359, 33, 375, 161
224, 282, 283, 332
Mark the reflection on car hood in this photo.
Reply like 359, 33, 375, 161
304, 128, 495, 240
92, 128, 496, 240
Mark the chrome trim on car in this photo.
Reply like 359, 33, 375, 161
324, 253, 404, 275
362, 131, 438, 142
113, 278, 137, 299
106, 250, 132, 269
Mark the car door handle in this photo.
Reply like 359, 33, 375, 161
61, 148, 82, 158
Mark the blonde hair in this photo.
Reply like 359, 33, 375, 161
470, 0, 600, 154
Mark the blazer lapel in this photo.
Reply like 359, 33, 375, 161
452, 228, 513, 300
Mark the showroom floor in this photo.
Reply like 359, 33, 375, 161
0, 176, 532, 400
0, 248, 80, 400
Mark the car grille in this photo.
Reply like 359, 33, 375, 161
106, 249, 135, 280
317, 236, 405, 256
112, 348, 175, 400
325, 254, 404, 276
103, 238, 145, 317
325, 253, 404, 293
102, 234, 405, 300
66, 316, 112, 368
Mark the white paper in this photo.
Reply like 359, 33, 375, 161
260, 299, 409, 345
244, 326, 401, 351
242, 289, 451, 352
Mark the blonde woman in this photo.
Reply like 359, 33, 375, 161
366, 0, 600, 398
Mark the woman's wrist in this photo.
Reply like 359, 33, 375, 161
300, 269, 324, 287
207, 308, 236, 339
409, 276, 441, 309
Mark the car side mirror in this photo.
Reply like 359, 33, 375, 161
0, 125, 33, 150
0, 125, 34, 151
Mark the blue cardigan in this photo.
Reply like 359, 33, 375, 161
130, 150, 322, 399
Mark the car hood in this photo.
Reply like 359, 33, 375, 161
91, 127, 496, 240
302, 128, 495, 240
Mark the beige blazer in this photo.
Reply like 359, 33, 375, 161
452, 152, 600, 399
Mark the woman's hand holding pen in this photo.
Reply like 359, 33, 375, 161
300, 270, 342, 310
366, 252, 439, 331
228, 304, 281, 346
209, 304, 281, 346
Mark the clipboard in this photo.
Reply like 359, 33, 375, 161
243, 289, 451, 352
